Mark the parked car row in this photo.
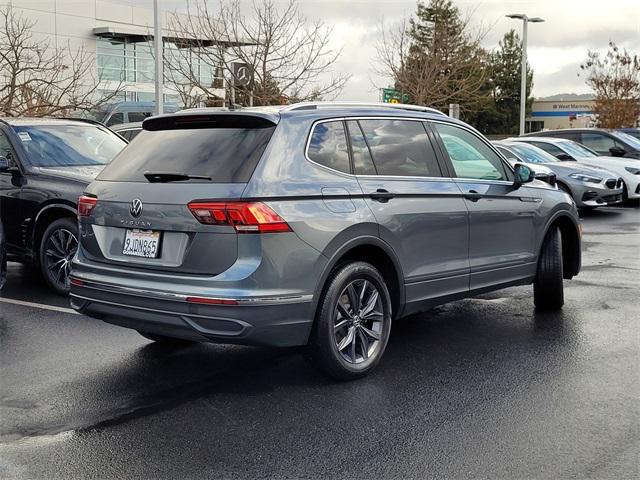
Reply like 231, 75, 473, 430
493, 141, 624, 209
525, 127, 640, 159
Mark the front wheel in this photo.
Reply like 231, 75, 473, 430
534, 227, 564, 310
310, 262, 392, 380
39, 218, 78, 295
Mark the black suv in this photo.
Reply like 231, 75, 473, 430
0, 118, 127, 294
524, 128, 640, 159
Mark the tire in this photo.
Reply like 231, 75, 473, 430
309, 261, 392, 380
137, 331, 196, 345
39, 217, 78, 295
0, 222, 6, 291
534, 227, 564, 310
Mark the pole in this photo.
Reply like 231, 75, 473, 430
230, 74, 235, 107
519, 19, 528, 135
153, 0, 163, 115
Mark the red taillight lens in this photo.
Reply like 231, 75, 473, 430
187, 202, 291, 233
186, 296, 239, 305
78, 195, 97, 217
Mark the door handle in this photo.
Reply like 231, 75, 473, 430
369, 189, 396, 202
464, 190, 482, 202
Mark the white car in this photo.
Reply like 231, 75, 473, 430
509, 137, 640, 201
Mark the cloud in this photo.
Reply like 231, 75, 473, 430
124, 0, 640, 101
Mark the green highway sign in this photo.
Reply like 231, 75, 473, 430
382, 88, 409, 104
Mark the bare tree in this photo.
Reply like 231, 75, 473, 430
0, 5, 123, 117
580, 41, 640, 128
374, 0, 489, 113
165, 0, 349, 106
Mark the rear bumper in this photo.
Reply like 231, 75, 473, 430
70, 279, 314, 347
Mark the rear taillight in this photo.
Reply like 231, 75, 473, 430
78, 195, 97, 217
187, 201, 291, 233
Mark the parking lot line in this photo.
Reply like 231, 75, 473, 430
0, 297, 79, 315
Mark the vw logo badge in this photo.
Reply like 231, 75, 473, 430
130, 198, 143, 218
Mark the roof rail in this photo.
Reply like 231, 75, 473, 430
282, 101, 446, 116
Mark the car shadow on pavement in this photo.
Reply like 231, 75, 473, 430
2, 289, 580, 444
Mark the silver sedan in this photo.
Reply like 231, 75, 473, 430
494, 141, 623, 209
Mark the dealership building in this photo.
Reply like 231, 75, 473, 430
526, 98, 597, 132
3, 0, 227, 106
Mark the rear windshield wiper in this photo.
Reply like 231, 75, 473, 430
143, 171, 212, 182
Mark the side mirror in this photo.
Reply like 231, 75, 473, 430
513, 163, 535, 188
0, 156, 9, 172
609, 146, 625, 157
556, 153, 573, 161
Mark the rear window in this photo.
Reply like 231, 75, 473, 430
97, 126, 275, 183
307, 121, 351, 173
14, 124, 126, 167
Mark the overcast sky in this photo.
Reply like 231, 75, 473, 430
129, 0, 640, 101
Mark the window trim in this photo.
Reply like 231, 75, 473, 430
306, 119, 352, 175
304, 116, 450, 180
344, 119, 377, 175
0, 125, 28, 174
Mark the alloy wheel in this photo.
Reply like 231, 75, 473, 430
333, 279, 384, 364
44, 228, 78, 290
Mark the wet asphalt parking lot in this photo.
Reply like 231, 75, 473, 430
0, 206, 638, 479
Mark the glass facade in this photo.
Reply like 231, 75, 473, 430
97, 38, 222, 87
97, 38, 155, 83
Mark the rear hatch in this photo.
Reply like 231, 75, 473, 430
79, 113, 278, 275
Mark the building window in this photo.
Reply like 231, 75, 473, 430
97, 38, 155, 83
526, 121, 544, 133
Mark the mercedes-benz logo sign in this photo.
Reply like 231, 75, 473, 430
130, 198, 143, 218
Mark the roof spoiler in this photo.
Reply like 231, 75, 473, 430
143, 112, 278, 131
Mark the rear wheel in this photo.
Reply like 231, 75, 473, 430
310, 262, 392, 380
534, 227, 564, 310
39, 218, 78, 295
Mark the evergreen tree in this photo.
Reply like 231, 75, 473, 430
490, 29, 533, 134
394, 0, 487, 112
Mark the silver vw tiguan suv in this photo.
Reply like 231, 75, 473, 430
71, 102, 581, 379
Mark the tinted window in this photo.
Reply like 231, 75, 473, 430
127, 128, 142, 140
307, 121, 350, 173
580, 133, 620, 153
557, 140, 597, 157
433, 123, 507, 180
0, 131, 16, 161
98, 126, 275, 183
358, 119, 441, 177
495, 145, 519, 161
14, 125, 126, 167
127, 112, 151, 123
551, 131, 579, 142
346, 121, 376, 175
118, 129, 141, 141
509, 143, 559, 164
105, 112, 124, 126
527, 141, 566, 158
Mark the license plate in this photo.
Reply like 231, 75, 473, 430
122, 229, 161, 258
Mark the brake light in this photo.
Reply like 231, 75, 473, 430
78, 195, 97, 217
187, 202, 291, 233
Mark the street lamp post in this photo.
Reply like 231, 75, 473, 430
153, 0, 164, 116
506, 14, 544, 135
